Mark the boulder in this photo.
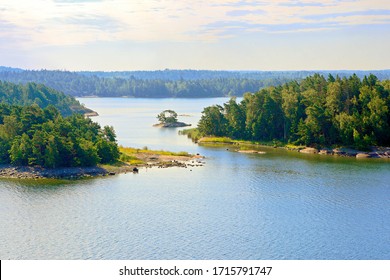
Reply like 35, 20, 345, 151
356, 153, 371, 158
319, 148, 332, 155
299, 147, 318, 154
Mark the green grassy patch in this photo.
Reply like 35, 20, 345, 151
285, 144, 306, 150
198, 137, 235, 144
119, 146, 191, 159
179, 128, 202, 142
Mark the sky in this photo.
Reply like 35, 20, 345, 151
0, 0, 389, 71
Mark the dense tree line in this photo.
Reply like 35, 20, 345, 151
0, 81, 90, 116
1, 68, 389, 98
0, 104, 119, 167
0, 70, 290, 97
198, 74, 390, 149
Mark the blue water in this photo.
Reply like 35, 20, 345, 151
0, 98, 389, 260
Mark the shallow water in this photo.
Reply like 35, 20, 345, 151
1, 98, 389, 259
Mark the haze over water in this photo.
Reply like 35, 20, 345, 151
1, 98, 389, 259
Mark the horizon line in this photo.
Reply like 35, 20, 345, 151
1, 66, 390, 73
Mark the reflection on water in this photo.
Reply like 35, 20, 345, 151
0, 98, 389, 260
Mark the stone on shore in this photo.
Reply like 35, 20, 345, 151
356, 153, 371, 158
319, 148, 333, 155
299, 147, 318, 154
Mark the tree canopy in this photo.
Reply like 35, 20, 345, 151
157, 110, 178, 124
0, 103, 119, 167
197, 74, 390, 149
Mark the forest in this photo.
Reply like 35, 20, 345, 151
0, 80, 91, 116
0, 103, 119, 168
1, 68, 389, 98
197, 74, 390, 149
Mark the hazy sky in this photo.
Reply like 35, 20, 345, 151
0, 0, 389, 71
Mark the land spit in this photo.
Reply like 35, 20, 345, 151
0, 154, 205, 180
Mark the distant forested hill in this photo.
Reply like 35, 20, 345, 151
1, 67, 389, 98
0, 81, 93, 116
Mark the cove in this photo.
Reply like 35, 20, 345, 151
0, 98, 389, 260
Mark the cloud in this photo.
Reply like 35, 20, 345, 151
0, 0, 389, 48
218, 0, 390, 34
53, 0, 103, 3
303, 9, 390, 20
57, 15, 125, 32
226, 9, 266, 17
278, 1, 327, 7
0, 19, 32, 48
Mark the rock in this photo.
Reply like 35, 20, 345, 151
319, 149, 332, 155
332, 148, 345, 156
84, 111, 99, 117
299, 147, 318, 154
368, 152, 380, 158
356, 153, 371, 158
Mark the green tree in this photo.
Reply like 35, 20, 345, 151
96, 139, 119, 163
30, 129, 46, 166
224, 98, 246, 139
281, 83, 301, 142
44, 135, 60, 168
9, 133, 32, 165
76, 139, 100, 167
198, 105, 227, 136
102, 125, 117, 142
157, 110, 178, 124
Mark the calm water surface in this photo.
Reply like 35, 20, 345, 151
1, 98, 389, 260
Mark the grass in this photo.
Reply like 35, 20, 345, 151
198, 136, 284, 146
285, 144, 306, 150
119, 153, 145, 165
179, 128, 202, 142
119, 146, 191, 161
179, 128, 290, 149
198, 136, 235, 144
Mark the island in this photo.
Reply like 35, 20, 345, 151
0, 104, 202, 179
0, 82, 203, 179
153, 109, 191, 128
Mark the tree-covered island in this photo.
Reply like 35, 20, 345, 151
0, 82, 200, 179
182, 74, 390, 157
154, 110, 191, 127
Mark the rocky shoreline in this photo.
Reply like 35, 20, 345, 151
0, 154, 206, 180
293, 146, 390, 158
153, 122, 191, 128
0, 165, 110, 180
84, 111, 99, 117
